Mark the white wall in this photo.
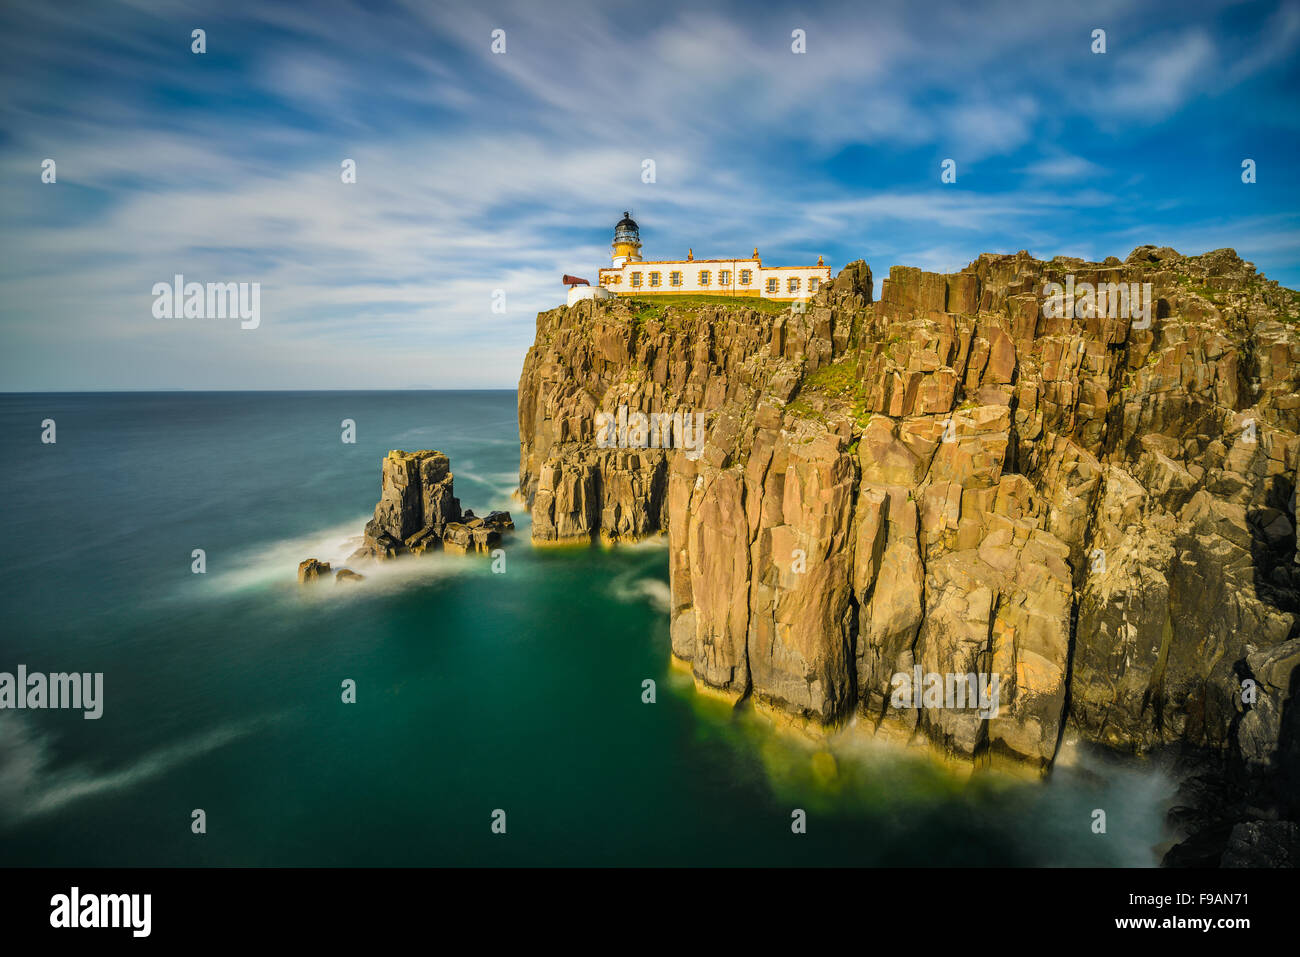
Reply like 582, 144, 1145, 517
598, 257, 830, 299
566, 285, 616, 306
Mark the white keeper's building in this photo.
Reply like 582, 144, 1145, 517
594, 213, 831, 302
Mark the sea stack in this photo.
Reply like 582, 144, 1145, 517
297, 449, 513, 578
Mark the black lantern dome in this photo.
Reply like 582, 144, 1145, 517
614, 212, 639, 244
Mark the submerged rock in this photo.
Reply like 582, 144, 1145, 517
335, 568, 365, 584
1220, 821, 1300, 867
297, 559, 331, 583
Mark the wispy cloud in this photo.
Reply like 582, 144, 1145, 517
1018, 153, 1106, 181
0, 0, 1297, 389
1098, 29, 1216, 115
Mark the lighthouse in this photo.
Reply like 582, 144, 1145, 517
611, 212, 642, 267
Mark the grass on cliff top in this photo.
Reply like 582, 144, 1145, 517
630, 303, 667, 326
1282, 286, 1300, 323
1176, 274, 1227, 305
625, 293, 790, 315
1175, 273, 1300, 322
788, 356, 875, 428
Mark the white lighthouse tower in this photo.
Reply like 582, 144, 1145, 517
610, 212, 642, 268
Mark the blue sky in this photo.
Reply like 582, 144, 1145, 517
1, 0, 1298, 390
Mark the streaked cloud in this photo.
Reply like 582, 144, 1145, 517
0, 0, 1297, 390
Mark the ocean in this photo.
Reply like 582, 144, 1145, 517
0, 391, 1174, 865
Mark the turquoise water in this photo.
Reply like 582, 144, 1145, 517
0, 391, 1173, 865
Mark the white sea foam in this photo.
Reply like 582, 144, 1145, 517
450, 468, 522, 511
200, 514, 487, 598
0, 711, 277, 825
609, 573, 671, 612
610, 536, 669, 552
202, 514, 372, 594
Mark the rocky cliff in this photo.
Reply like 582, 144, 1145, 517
517, 247, 1300, 853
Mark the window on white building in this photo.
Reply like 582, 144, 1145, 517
809, 277, 819, 293
670, 271, 682, 286
719, 270, 731, 285
649, 272, 661, 287
740, 270, 752, 285
699, 271, 710, 286
766, 277, 778, 294
631, 272, 642, 287
788, 278, 801, 294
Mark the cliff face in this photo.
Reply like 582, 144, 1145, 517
517, 247, 1300, 778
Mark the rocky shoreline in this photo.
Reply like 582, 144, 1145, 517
298, 449, 513, 583
517, 245, 1300, 865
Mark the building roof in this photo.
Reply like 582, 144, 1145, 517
600, 259, 829, 269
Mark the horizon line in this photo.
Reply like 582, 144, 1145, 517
0, 387, 521, 394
